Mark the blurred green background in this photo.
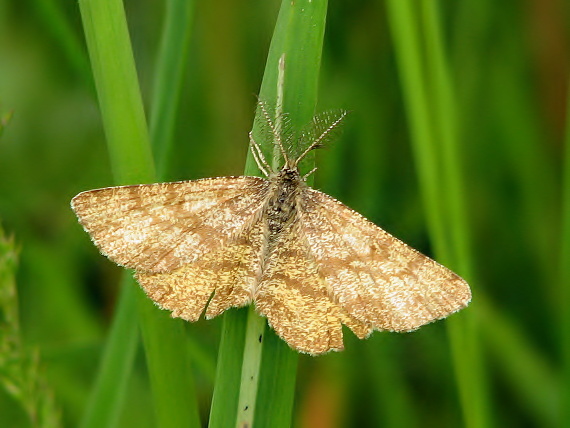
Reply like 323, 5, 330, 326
0, 0, 568, 427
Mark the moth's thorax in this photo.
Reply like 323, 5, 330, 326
265, 167, 304, 238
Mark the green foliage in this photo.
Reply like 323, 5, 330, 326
385, 2, 486, 426
0, 0, 567, 426
211, 2, 327, 426
78, 0, 199, 427
0, 226, 60, 427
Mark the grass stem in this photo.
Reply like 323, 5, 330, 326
560, 77, 570, 425
78, 0, 200, 426
211, 1, 328, 426
235, 306, 266, 428
385, 1, 489, 426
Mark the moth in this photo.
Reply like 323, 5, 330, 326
71, 104, 471, 355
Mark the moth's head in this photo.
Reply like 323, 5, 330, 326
277, 165, 301, 183
251, 101, 348, 183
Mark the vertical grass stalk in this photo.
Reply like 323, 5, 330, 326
209, 1, 328, 427
561, 77, 570, 425
235, 56, 287, 428
384, 1, 489, 426
78, 0, 200, 427
150, 0, 195, 176
79, 276, 139, 428
235, 306, 266, 427
420, 3, 490, 427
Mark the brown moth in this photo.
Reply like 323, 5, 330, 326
71, 103, 471, 355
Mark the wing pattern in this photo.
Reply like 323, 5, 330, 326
298, 188, 471, 333
136, 216, 266, 322
71, 176, 269, 273
72, 175, 471, 355
254, 220, 372, 354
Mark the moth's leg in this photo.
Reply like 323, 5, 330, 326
249, 132, 270, 177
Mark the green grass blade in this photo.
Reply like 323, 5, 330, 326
78, 0, 200, 427
481, 297, 559, 427
144, 1, 201, 426
385, 1, 489, 426
252, 3, 329, 423
235, 306, 266, 427
78, 0, 155, 185
210, 1, 328, 427
150, 0, 195, 176
561, 77, 570, 425
135, 292, 201, 428
420, 4, 490, 427
421, 2, 471, 267
256, 0, 328, 129
451, 0, 562, 425
79, 276, 139, 428
383, 2, 446, 249
78, 0, 153, 426
209, 308, 248, 428
253, 327, 299, 428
